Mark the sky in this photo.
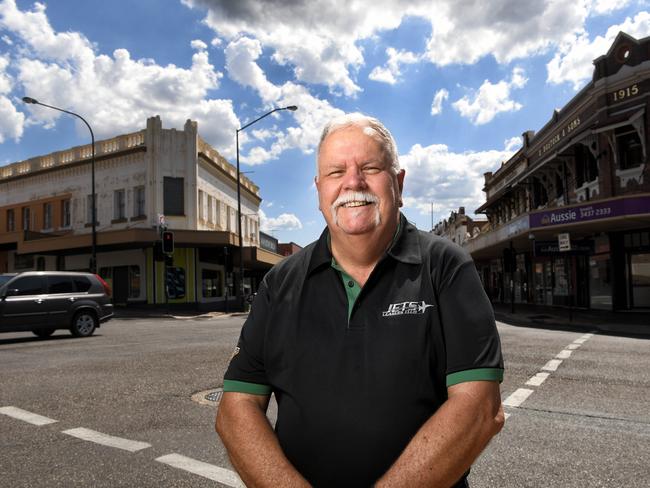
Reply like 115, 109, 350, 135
1, 0, 650, 246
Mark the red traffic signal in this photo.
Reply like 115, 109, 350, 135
162, 231, 174, 254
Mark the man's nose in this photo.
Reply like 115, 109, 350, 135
342, 166, 366, 190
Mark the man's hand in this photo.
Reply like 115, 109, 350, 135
375, 381, 504, 488
216, 392, 311, 488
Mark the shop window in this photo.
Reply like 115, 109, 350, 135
43, 202, 53, 229
114, 189, 126, 220
202, 269, 223, 298
198, 190, 205, 220
133, 186, 145, 217
15, 254, 34, 270
129, 266, 141, 298
22, 207, 31, 231
574, 145, 598, 187
61, 199, 71, 227
631, 254, 650, 308
6, 208, 15, 232
86, 195, 97, 224
163, 177, 184, 216
166, 267, 186, 299
616, 127, 643, 170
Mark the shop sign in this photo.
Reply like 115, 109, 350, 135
530, 195, 650, 228
535, 240, 594, 256
558, 233, 571, 251
537, 116, 582, 157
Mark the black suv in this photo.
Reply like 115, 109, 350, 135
0, 271, 113, 338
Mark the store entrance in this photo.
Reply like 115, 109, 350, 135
629, 253, 650, 308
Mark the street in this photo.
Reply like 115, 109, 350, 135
0, 316, 648, 487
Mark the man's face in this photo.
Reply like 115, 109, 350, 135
315, 126, 405, 238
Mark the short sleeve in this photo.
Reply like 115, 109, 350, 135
436, 247, 504, 387
223, 279, 272, 395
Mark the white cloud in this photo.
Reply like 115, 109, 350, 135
588, 0, 631, 15
547, 11, 650, 89
259, 209, 303, 231
191, 39, 208, 50
431, 88, 449, 116
224, 35, 344, 165
0, 53, 24, 143
452, 67, 528, 125
2, 34, 12, 45
504, 136, 522, 152
400, 140, 516, 224
369, 47, 419, 85
183, 0, 622, 99
210, 37, 222, 47
0, 0, 238, 154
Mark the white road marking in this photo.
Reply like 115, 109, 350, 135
0, 406, 58, 426
503, 388, 534, 408
542, 359, 563, 371
567, 343, 581, 350
62, 427, 151, 452
525, 372, 550, 387
156, 453, 244, 487
556, 350, 572, 359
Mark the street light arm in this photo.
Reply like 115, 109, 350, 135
23, 98, 95, 143
238, 106, 297, 132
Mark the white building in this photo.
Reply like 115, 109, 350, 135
0, 116, 282, 310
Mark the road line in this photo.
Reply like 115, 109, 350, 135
62, 427, 151, 452
567, 343, 581, 350
542, 359, 562, 371
525, 372, 550, 387
0, 406, 58, 426
155, 453, 244, 487
503, 388, 534, 408
556, 349, 572, 359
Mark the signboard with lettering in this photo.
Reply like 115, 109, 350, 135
529, 196, 650, 228
558, 233, 571, 252
537, 116, 582, 157
535, 240, 594, 256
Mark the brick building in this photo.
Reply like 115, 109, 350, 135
468, 32, 650, 312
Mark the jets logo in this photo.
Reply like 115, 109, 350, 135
382, 301, 435, 317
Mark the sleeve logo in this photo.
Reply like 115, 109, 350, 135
382, 301, 434, 317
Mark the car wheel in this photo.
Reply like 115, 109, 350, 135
70, 310, 97, 337
32, 328, 55, 338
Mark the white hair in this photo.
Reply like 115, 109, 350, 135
316, 113, 400, 176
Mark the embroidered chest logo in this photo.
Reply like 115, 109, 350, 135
382, 301, 435, 317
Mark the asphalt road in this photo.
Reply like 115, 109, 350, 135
0, 316, 648, 487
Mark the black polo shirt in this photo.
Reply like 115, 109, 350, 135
223, 214, 503, 487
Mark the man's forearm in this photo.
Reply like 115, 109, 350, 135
376, 381, 504, 488
216, 393, 310, 488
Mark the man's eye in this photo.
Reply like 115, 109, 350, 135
363, 167, 380, 174
328, 170, 344, 176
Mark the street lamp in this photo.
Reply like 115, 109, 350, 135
22, 97, 98, 273
235, 105, 297, 310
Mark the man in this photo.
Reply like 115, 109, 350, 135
216, 113, 504, 487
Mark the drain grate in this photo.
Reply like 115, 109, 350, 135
205, 390, 223, 403
191, 387, 223, 407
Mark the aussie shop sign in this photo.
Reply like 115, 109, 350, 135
530, 196, 650, 228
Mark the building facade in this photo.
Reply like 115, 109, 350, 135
432, 207, 486, 246
468, 33, 650, 312
0, 116, 282, 310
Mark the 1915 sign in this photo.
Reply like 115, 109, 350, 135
611, 83, 640, 102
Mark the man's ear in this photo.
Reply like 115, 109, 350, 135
314, 175, 321, 211
397, 169, 405, 207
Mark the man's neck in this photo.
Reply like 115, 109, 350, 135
330, 215, 400, 286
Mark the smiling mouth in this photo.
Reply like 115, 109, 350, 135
341, 201, 373, 208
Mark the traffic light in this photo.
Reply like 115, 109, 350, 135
162, 231, 174, 254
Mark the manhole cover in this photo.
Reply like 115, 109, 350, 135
192, 387, 223, 407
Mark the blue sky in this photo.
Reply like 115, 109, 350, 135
1, 0, 649, 246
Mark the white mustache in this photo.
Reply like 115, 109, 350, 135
332, 192, 379, 209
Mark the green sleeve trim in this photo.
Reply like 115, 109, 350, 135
223, 380, 272, 395
446, 368, 504, 387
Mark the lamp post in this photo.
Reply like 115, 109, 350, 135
235, 105, 297, 310
22, 97, 97, 273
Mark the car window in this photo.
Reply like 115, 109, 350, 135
47, 276, 74, 294
11, 276, 46, 296
0, 275, 13, 287
73, 276, 92, 292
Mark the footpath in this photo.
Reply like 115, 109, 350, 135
114, 304, 649, 338
493, 302, 650, 338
